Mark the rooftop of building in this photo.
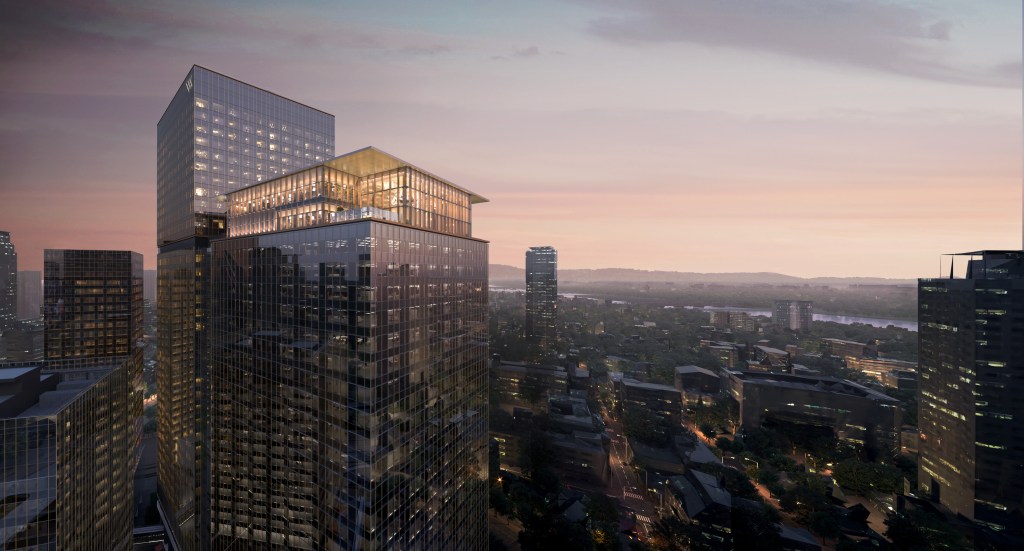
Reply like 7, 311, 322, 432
0, 364, 114, 419
669, 469, 731, 518
822, 338, 868, 346
726, 370, 898, 402
754, 345, 789, 355
674, 365, 718, 378
230, 146, 487, 204
621, 377, 679, 393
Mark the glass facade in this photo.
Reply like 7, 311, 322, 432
525, 246, 557, 347
917, 251, 1024, 535
157, 65, 335, 549
205, 149, 489, 549
0, 364, 135, 550
228, 148, 476, 240
43, 250, 143, 365
0, 231, 16, 329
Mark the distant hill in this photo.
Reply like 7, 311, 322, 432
488, 264, 914, 286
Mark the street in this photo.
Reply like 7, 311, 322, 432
603, 412, 662, 541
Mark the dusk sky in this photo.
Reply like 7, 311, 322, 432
0, 0, 1020, 278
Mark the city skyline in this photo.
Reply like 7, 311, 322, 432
1, 1, 1021, 278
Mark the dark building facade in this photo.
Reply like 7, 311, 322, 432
207, 147, 489, 549
0, 363, 135, 549
156, 65, 334, 549
917, 251, 1024, 535
16, 270, 41, 320
43, 249, 143, 365
525, 246, 557, 348
725, 370, 901, 454
0, 231, 16, 329
773, 300, 813, 332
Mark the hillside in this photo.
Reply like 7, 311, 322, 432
488, 264, 914, 286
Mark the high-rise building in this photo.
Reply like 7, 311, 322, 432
43, 250, 143, 365
156, 65, 334, 548
16, 270, 41, 320
207, 147, 489, 549
772, 300, 813, 332
0, 231, 16, 329
525, 246, 557, 347
0, 362, 136, 549
917, 250, 1024, 538
41, 249, 145, 485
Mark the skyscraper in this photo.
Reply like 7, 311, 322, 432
525, 246, 557, 348
772, 300, 813, 332
0, 363, 135, 549
2, 249, 144, 548
917, 250, 1024, 538
16, 270, 41, 320
43, 250, 143, 366
208, 147, 489, 549
0, 231, 16, 329
156, 65, 334, 548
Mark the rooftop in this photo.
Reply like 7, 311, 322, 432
727, 370, 898, 402
674, 365, 718, 378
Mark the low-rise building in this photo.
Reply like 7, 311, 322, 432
618, 378, 682, 424
724, 370, 901, 454
845, 356, 916, 385
666, 470, 732, 550
491, 360, 568, 409
674, 365, 721, 403
822, 338, 877, 360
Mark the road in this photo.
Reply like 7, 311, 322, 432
603, 413, 660, 541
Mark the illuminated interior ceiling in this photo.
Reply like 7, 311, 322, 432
326, 146, 489, 204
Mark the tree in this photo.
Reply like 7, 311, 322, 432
809, 510, 842, 543
885, 509, 965, 550
732, 502, 783, 551
832, 458, 901, 495
648, 517, 696, 551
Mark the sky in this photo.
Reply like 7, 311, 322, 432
0, 0, 1020, 278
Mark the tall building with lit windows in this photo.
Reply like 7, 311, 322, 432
917, 250, 1024, 540
208, 147, 489, 549
525, 246, 557, 348
43, 249, 143, 366
0, 231, 16, 329
772, 300, 813, 332
156, 65, 334, 549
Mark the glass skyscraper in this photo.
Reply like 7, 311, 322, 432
917, 250, 1024, 543
157, 66, 334, 549
43, 249, 143, 366
208, 147, 489, 549
1, 363, 135, 550
3, 249, 144, 548
0, 231, 16, 329
525, 246, 557, 348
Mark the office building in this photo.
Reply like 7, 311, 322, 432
490, 360, 568, 409
524, 246, 557, 347
43, 249, 143, 366
0, 231, 15, 329
617, 378, 682, 424
773, 300, 813, 332
0, 363, 135, 549
724, 370, 901, 454
156, 65, 334, 548
17, 270, 41, 320
917, 251, 1024, 535
822, 338, 876, 360
207, 146, 488, 549
1, 321, 43, 362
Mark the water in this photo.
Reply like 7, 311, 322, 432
489, 287, 918, 331
701, 307, 917, 331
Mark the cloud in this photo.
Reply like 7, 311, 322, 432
491, 45, 563, 61
583, 0, 1020, 88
